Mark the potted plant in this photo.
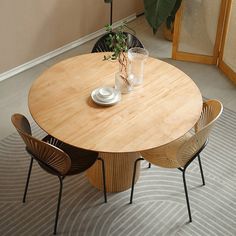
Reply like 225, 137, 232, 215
103, 0, 145, 93
105, 0, 182, 37
104, 23, 132, 93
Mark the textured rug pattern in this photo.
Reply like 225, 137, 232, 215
0, 107, 236, 236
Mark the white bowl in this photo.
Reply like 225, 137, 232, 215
96, 87, 116, 102
91, 87, 121, 106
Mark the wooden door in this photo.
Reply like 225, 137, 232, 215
218, 0, 236, 83
172, 0, 227, 64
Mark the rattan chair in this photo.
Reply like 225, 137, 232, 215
130, 99, 223, 222
91, 32, 144, 53
11, 113, 107, 234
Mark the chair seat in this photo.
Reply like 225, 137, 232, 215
42, 135, 98, 175
133, 100, 223, 223
141, 132, 192, 168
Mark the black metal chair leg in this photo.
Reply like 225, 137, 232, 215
54, 177, 64, 235
148, 163, 151, 168
182, 170, 192, 222
98, 158, 107, 203
23, 157, 34, 203
198, 154, 205, 186
130, 158, 143, 204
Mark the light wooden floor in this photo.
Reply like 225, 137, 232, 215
0, 16, 235, 139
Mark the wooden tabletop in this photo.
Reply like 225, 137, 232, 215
28, 53, 202, 153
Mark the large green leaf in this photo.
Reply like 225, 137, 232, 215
144, 0, 177, 33
166, 0, 182, 29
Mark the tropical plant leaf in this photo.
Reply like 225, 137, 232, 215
166, 0, 182, 29
143, 0, 177, 33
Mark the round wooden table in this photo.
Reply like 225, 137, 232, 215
28, 53, 202, 192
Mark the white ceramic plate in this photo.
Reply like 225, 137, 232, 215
91, 87, 121, 106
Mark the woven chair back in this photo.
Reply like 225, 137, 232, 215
141, 100, 223, 168
11, 113, 32, 135
91, 32, 144, 53
177, 99, 223, 166
11, 114, 71, 176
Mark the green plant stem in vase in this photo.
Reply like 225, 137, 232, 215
118, 51, 130, 86
104, 23, 132, 92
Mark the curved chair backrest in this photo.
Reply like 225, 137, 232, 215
176, 100, 223, 166
141, 100, 223, 168
177, 99, 223, 167
11, 114, 71, 176
11, 113, 32, 136
91, 32, 144, 53
195, 100, 223, 132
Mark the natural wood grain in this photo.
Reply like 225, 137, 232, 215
86, 152, 141, 192
28, 53, 202, 153
29, 53, 202, 192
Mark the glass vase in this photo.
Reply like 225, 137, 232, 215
128, 47, 149, 86
115, 72, 133, 94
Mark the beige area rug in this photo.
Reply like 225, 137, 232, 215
0, 107, 236, 236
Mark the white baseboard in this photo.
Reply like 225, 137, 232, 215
0, 14, 136, 82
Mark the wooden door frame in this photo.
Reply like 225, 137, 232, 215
218, 0, 236, 84
172, 0, 228, 65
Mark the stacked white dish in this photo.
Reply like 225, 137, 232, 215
91, 87, 121, 106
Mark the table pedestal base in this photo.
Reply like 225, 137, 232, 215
86, 152, 141, 193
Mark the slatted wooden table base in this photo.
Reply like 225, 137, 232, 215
86, 152, 141, 192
